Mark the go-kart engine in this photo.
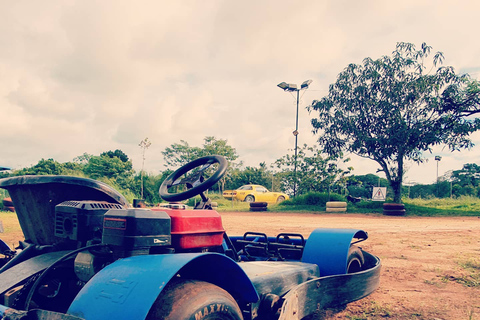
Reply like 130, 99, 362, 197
55, 200, 124, 244
55, 201, 172, 256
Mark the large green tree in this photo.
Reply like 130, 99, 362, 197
451, 163, 480, 187
308, 42, 480, 203
162, 136, 240, 192
15, 158, 67, 175
84, 152, 133, 180
162, 136, 239, 168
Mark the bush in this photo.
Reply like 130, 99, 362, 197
280, 192, 346, 207
353, 200, 384, 209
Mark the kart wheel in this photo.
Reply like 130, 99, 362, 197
276, 196, 285, 203
147, 279, 243, 320
244, 195, 255, 203
346, 245, 365, 274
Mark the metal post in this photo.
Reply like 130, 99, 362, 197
293, 89, 299, 197
435, 156, 442, 197
277, 80, 312, 198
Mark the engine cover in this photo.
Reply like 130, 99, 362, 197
102, 208, 171, 254
55, 201, 124, 243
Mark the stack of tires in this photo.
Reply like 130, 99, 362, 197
2, 197, 15, 212
326, 201, 347, 213
249, 202, 268, 212
383, 203, 406, 216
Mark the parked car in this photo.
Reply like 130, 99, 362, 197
223, 184, 289, 203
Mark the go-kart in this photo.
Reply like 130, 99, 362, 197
0, 155, 380, 320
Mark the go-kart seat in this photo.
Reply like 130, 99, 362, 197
0, 175, 129, 245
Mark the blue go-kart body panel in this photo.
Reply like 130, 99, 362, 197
66, 228, 369, 320
302, 228, 368, 276
0, 228, 380, 320
67, 253, 259, 320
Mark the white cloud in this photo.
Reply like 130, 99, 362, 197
0, 0, 479, 184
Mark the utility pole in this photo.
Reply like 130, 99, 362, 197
435, 156, 442, 197
277, 80, 312, 197
139, 138, 152, 199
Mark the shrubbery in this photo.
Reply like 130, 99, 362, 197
280, 192, 346, 207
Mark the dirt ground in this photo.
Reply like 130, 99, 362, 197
220, 211, 480, 320
1, 211, 480, 319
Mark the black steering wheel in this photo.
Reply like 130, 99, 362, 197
159, 155, 228, 202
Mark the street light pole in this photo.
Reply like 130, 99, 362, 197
277, 80, 312, 197
435, 156, 442, 197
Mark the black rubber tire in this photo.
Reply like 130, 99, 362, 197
346, 245, 365, 274
383, 203, 405, 210
3, 206, 15, 212
147, 279, 243, 320
249, 202, 268, 208
383, 209, 406, 216
249, 206, 267, 212
276, 196, 285, 203
244, 195, 255, 203
2, 197, 13, 207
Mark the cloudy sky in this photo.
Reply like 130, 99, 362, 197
1, 0, 479, 184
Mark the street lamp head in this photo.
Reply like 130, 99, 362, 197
277, 82, 298, 92
301, 79, 313, 89
435, 156, 442, 161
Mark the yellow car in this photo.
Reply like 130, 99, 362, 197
223, 184, 289, 203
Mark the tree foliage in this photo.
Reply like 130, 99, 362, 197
162, 136, 239, 169
275, 144, 351, 195
15, 158, 67, 175
101, 149, 130, 163
83, 155, 133, 180
162, 136, 241, 192
308, 42, 480, 202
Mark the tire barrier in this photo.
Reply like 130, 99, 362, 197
2, 197, 14, 212
2, 197, 13, 207
133, 199, 146, 208
250, 202, 268, 212
325, 201, 347, 213
383, 203, 406, 216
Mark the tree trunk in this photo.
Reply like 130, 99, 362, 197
391, 180, 402, 203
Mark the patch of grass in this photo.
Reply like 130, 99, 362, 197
455, 259, 480, 287
344, 300, 427, 319
0, 211, 21, 233
402, 196, 480, 216
424, 279, 447, 288
345, 301, 393, 319
202, 192, 480, 216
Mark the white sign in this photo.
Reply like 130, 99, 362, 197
372, 187, 387, 201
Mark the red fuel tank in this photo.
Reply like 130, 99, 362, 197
151, 207, 225, 250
